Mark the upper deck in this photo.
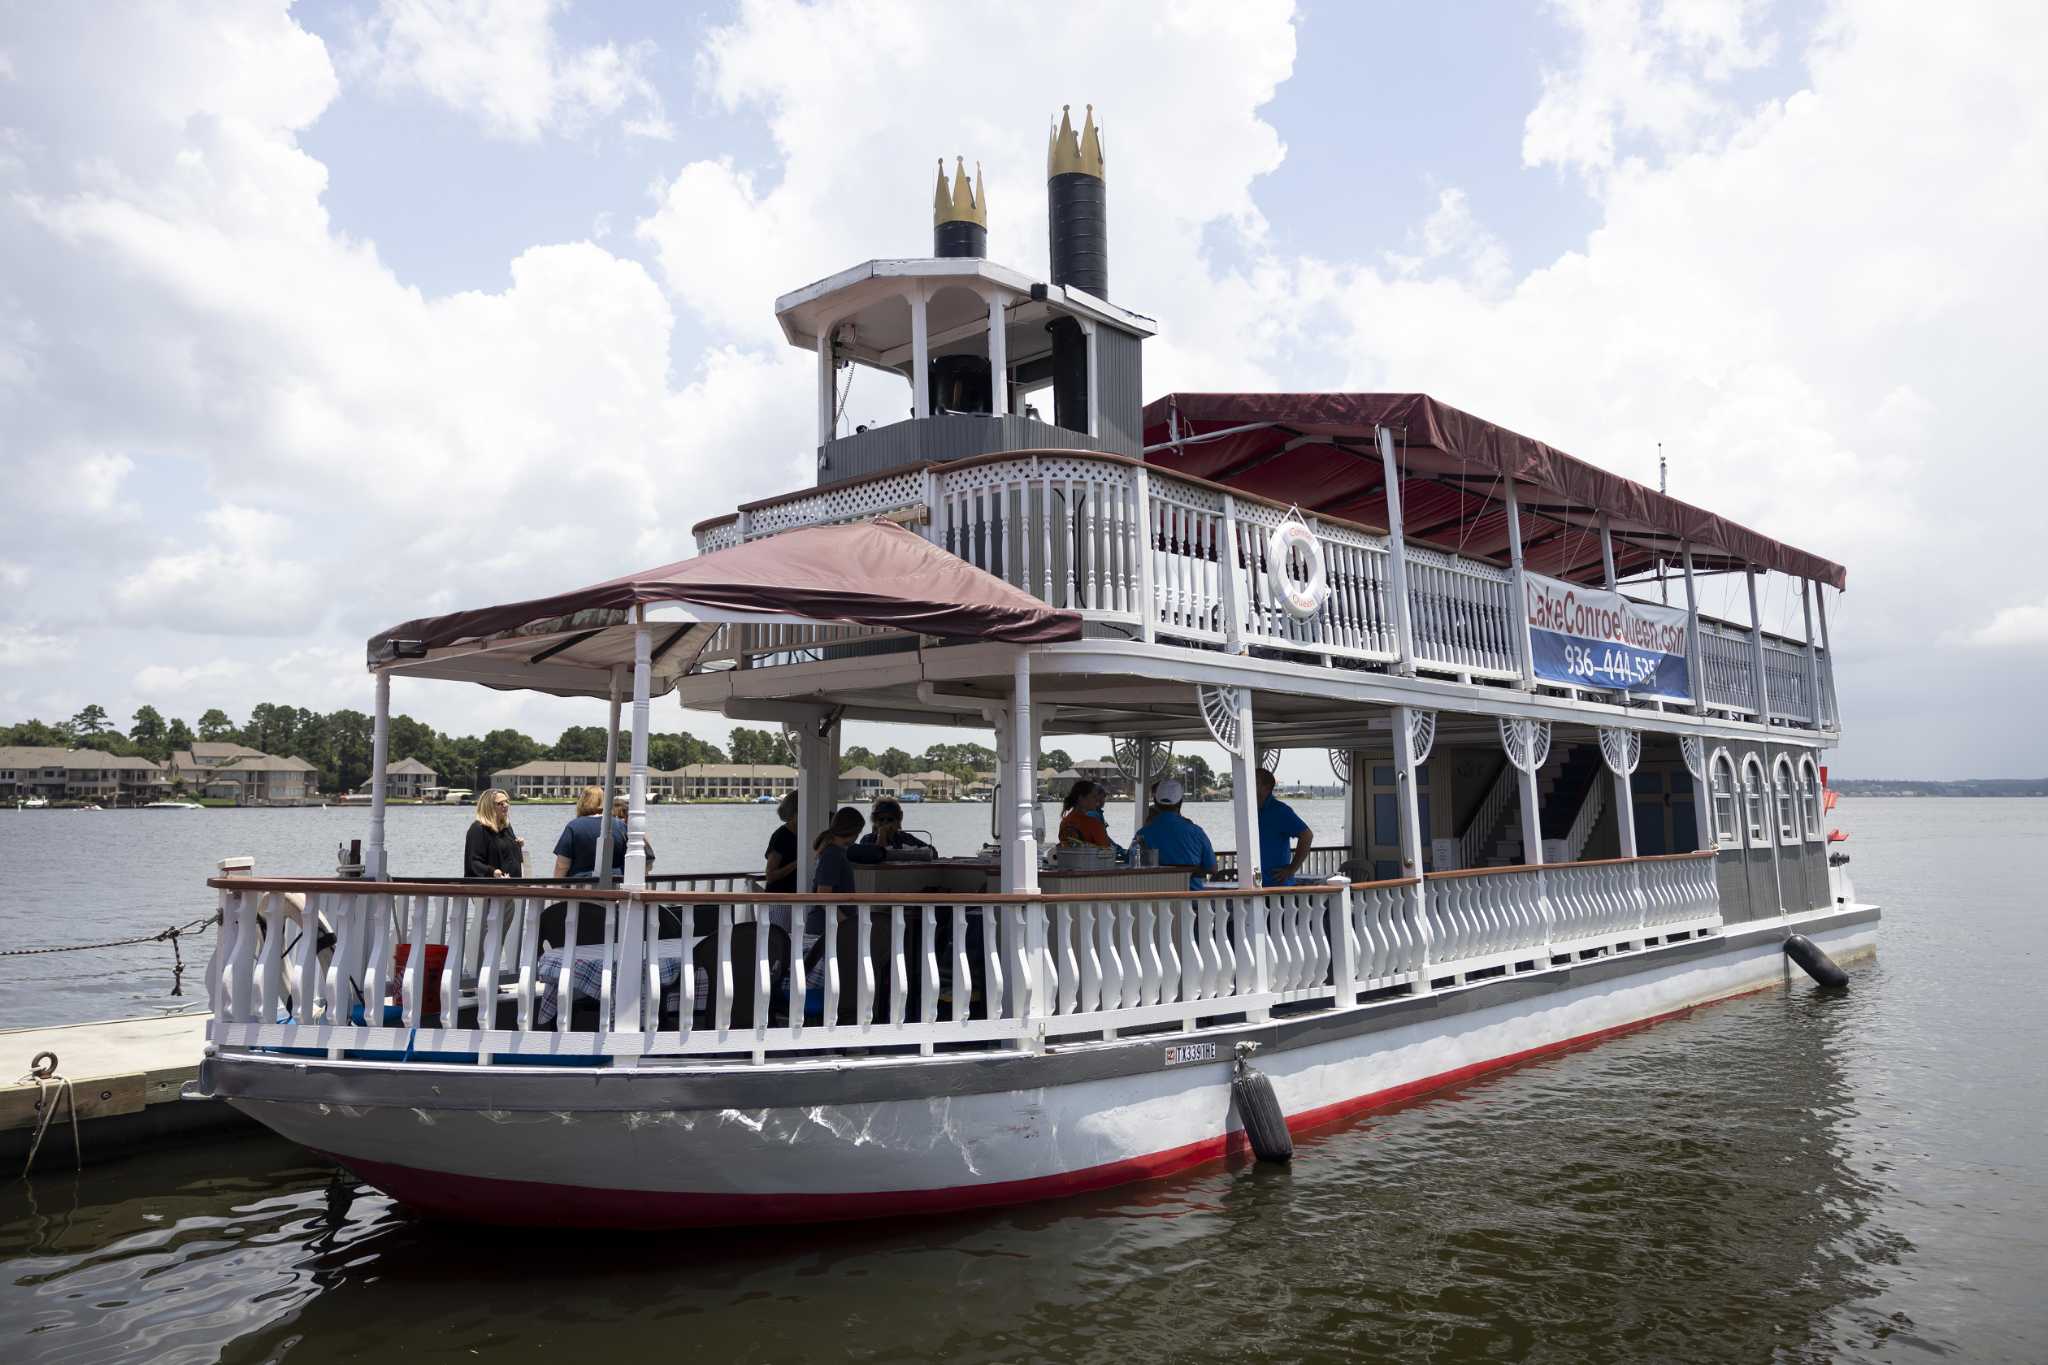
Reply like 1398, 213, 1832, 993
689, 439, 1839, 736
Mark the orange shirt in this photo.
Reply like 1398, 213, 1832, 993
1059, 808, 1113, 848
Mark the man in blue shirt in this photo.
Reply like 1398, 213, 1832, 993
1132, 778, 1217, 889
1256, 769, 1313, 885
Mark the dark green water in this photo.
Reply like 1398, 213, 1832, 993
2, 798, 2043, 1363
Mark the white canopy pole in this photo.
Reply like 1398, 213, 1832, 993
596, 667, 622, 889
366, 671, 391, 880
624, 629, 651, 889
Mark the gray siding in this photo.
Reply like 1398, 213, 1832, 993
1715, 852, 1754, 923
1094, 328, 1144, 457
816, 413, 1120, 484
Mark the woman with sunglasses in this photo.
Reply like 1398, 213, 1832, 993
858, 798, 933, 853
463, 788, 525, 879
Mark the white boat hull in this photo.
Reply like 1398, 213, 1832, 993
209, 907, 1877, 1227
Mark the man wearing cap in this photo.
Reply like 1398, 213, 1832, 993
1255, 768, 1313, 886
1132, 777, 1217, 890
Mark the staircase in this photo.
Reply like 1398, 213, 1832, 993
1462, 744, 1605, 866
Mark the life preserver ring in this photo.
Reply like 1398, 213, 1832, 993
1266, 519, 1327, 619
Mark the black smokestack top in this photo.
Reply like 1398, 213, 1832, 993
933, 157, 987, 259
1046, 104, 1106, 298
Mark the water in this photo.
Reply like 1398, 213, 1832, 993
2, 798, 2044, 1362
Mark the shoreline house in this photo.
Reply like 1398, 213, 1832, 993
676, 763, 797, 801
385, 756, 437, 800
164, 741, 317, 804
896, 769, 962, 802
837, 765, 890, 802
0, 747, 169, 805
493, 760, 627, 802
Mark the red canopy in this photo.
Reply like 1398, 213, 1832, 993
368, 520, 1081, 697
1141, 393, 1846, 590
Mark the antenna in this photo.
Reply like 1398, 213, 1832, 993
1658, 442, 1667, 495
1655, 441, 1669, 603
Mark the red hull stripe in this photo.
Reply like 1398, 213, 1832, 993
328, 978, 1778, 1228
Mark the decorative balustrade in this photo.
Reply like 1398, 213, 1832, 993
207, 852, 1726, 1067
688, 451, 1835, 727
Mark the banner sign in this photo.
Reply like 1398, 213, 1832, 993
1524, 572, 1692, 701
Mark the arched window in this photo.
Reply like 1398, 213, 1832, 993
1799, 755, 1824, 842
1772, 754, 1800, 844
1741, 754, 1771, 847
1710, 748, 1741, 849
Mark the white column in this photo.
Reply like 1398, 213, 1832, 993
986, 291, 1008, 417
596, 667, 622, 890
1376, 426, 1417, 674
624, 628, 651, 890
816, 325, 835, 444
1611, 756, 1639, 859
1218, 494, 1246, 653
615, 625, 652, 1028
1391, 707, 1432, 988
1598, 513, 1618, 589
1132, 468, 1157, 643
1503, 480, 1538, 690
1746, 569, 1773, 727
1816, 585, 1837, 729
794, 723, 836, 895
1800, 579, 1823, 730
1010, 652, 1039, 893
909, 288, 930, 420
1682, 544, 1706, 716
1516, 753, 1543, 867
366, 671, 391, 880
1229, 694, 1260, 891
1132, 736, 1155, 844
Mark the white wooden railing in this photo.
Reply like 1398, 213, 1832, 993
207, 853, 1722, 1066
1457, 760, 1518, 871
690, 451, 1834, 726
1564, 780, 1605, 862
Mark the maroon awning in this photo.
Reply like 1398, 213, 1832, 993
1141, 393, 1846, 590
367, 520, 1081, 697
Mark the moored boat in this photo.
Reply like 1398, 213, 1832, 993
194, 109, 1871, 1229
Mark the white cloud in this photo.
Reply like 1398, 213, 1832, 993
1971, 598, 2048, 648
0, 625, 74, 668
0, 561, 27, 589
1524, 0, 1779, 176
133, 659, 241, 695
348, 0, 670, 141
115, 505, 321, 636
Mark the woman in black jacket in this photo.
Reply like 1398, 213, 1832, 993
464, 788, 524, 878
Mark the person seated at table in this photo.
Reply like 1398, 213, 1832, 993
1255, 768, 1313, 886
1132, 778, 1216, 889
763, 791, 800, 892
463, 788, 524, 878
859, 798, 932, 853
1058, 780, 1123, 854
810, 807, 893, 1025
552, 786, 627, 881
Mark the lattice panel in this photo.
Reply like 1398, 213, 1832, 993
696, 519, 741, 553
747, 470, 928, 536
1327, 748, 1352, 785
1144, 471, 1225, 513
1679, 734, 1706, 780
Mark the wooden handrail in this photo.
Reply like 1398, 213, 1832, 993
206, 874, 1424, 904
207, 877, 636, 899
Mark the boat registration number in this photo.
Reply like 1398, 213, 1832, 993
1163, 1042, 1218, 1066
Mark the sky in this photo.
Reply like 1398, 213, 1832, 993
1, 0, 2044, 781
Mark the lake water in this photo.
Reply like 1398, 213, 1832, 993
2, 798, 2044, 1362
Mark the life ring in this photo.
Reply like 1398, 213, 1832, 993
1266, 520, 1327, 620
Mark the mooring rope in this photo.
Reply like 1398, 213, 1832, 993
16, 1050, 83, 1178
0, 914, 217, 996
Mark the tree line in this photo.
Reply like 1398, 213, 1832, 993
0, 704, 1222, 795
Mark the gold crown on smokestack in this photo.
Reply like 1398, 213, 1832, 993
933, 156, 987, 227
1047, 104, 1104, 179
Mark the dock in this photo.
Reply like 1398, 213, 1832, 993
1, 1012, 248, 1166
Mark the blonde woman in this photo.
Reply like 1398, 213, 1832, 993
553, 785, 627, 880
464, 789, 524, 878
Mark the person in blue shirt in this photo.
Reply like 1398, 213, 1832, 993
551, 786, 627, 881
1256, 769, 1314, 885
1132, 779, 1216, 889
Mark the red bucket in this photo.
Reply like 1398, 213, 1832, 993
392, 944, 449, 1016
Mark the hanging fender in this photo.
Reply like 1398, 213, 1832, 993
1784, 933, 1848, 989
1266, 520, 1328, 621
1232, 1041, 1293, 1163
